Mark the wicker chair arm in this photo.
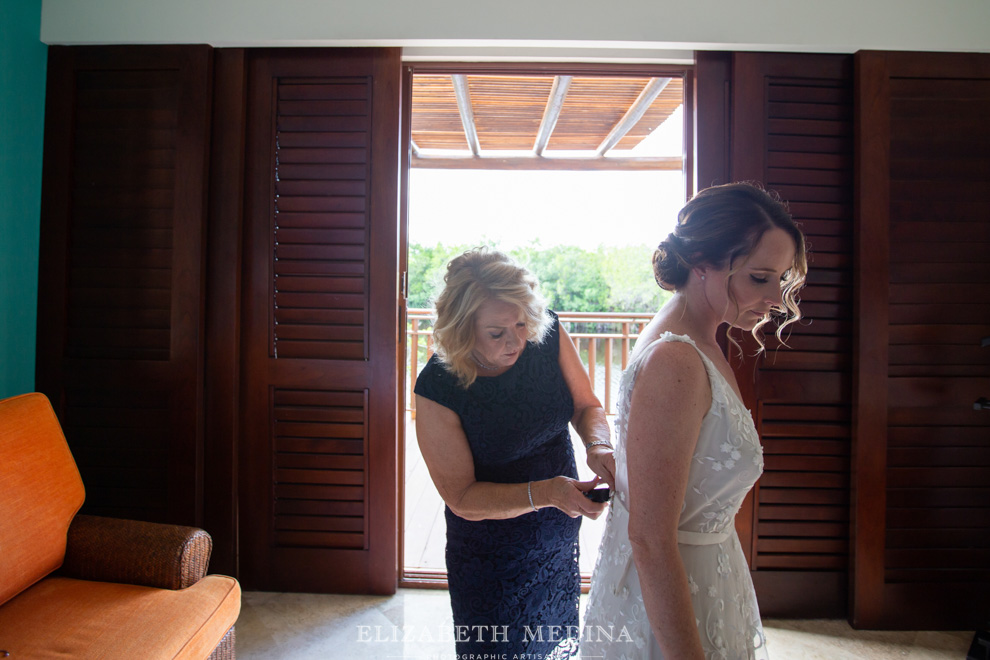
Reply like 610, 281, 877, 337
58, 514, 213, 590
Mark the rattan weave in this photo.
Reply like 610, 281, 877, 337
208, 626, 236, 660
60, 515, 212, 590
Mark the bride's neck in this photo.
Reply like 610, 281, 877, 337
659, 292, 721, 348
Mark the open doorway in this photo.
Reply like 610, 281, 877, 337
400, 64, 693, 587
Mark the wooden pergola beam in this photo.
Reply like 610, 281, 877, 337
596, 77, 672, 156
533, 75, 572, 157
411, 155, 683, 172
451, 74, 481, 156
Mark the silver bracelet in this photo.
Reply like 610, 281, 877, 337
585, 439, 613, 450
527, 481, 538, 512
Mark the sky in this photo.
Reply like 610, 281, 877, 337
408, 106, 686, 251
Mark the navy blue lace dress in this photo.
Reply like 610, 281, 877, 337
414, 311, 581, 658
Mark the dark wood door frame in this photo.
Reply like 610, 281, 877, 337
203, 48, 249, 577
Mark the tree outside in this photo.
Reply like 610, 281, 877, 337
407, 240, 670, 314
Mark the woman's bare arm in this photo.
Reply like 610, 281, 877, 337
415, 395, 606, 521
624, 341, 710, 660
557, 325, 616, 489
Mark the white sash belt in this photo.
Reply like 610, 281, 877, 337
611, 494, 732, 546
608, 497, 732, 597
677, 529, 731, 546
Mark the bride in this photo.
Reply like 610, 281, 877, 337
583, 183, 807, 659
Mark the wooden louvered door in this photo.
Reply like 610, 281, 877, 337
36, 46, 212, 525
721, 52, 856, 617
852, 51, 990, 629
239, 48, 402, 593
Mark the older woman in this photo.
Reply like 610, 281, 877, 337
414, 247, 616, 659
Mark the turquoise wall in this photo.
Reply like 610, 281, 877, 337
0, 0, 47, 398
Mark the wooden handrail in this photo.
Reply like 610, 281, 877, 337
406, 308, 653, 416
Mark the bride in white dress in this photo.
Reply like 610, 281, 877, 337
583, 183, 807, 660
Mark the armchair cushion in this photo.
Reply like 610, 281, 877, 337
0, 575, 241, 659
0, 393, 85, 606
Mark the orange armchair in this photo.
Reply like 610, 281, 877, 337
0, 393, 240, 658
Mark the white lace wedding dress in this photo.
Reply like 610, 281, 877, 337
583, 333, 769, 660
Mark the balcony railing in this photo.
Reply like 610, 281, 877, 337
406, 308, 655, 415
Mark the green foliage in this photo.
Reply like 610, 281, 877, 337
406, 242, 476, 309
599, 244, 669, 312
408, 240, 669, 314
513, 243, 610, 313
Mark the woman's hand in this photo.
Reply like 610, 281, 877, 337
586, 444, 616, 490
535, 476, 608, 519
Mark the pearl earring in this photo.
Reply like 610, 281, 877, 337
701, 275, 706, 281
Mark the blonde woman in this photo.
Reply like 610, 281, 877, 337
583, 183, 808, 659
414, 247, 616, 659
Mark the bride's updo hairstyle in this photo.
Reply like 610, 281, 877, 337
653, 182, 808, 351
432, 247, 551, 388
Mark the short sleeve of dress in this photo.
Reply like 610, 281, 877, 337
545, 309, 561, 358
413, 354, 466, 416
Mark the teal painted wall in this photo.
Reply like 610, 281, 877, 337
0, 0, 47, 398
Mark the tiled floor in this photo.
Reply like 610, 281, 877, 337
236, 588, 975, 659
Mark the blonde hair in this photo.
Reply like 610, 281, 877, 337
432, 247, 550, 388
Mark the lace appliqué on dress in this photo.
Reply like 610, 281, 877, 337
582, 332, 769, 660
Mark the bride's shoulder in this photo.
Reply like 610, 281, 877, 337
626, 337, 711, 421
632, 333, 706, 384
